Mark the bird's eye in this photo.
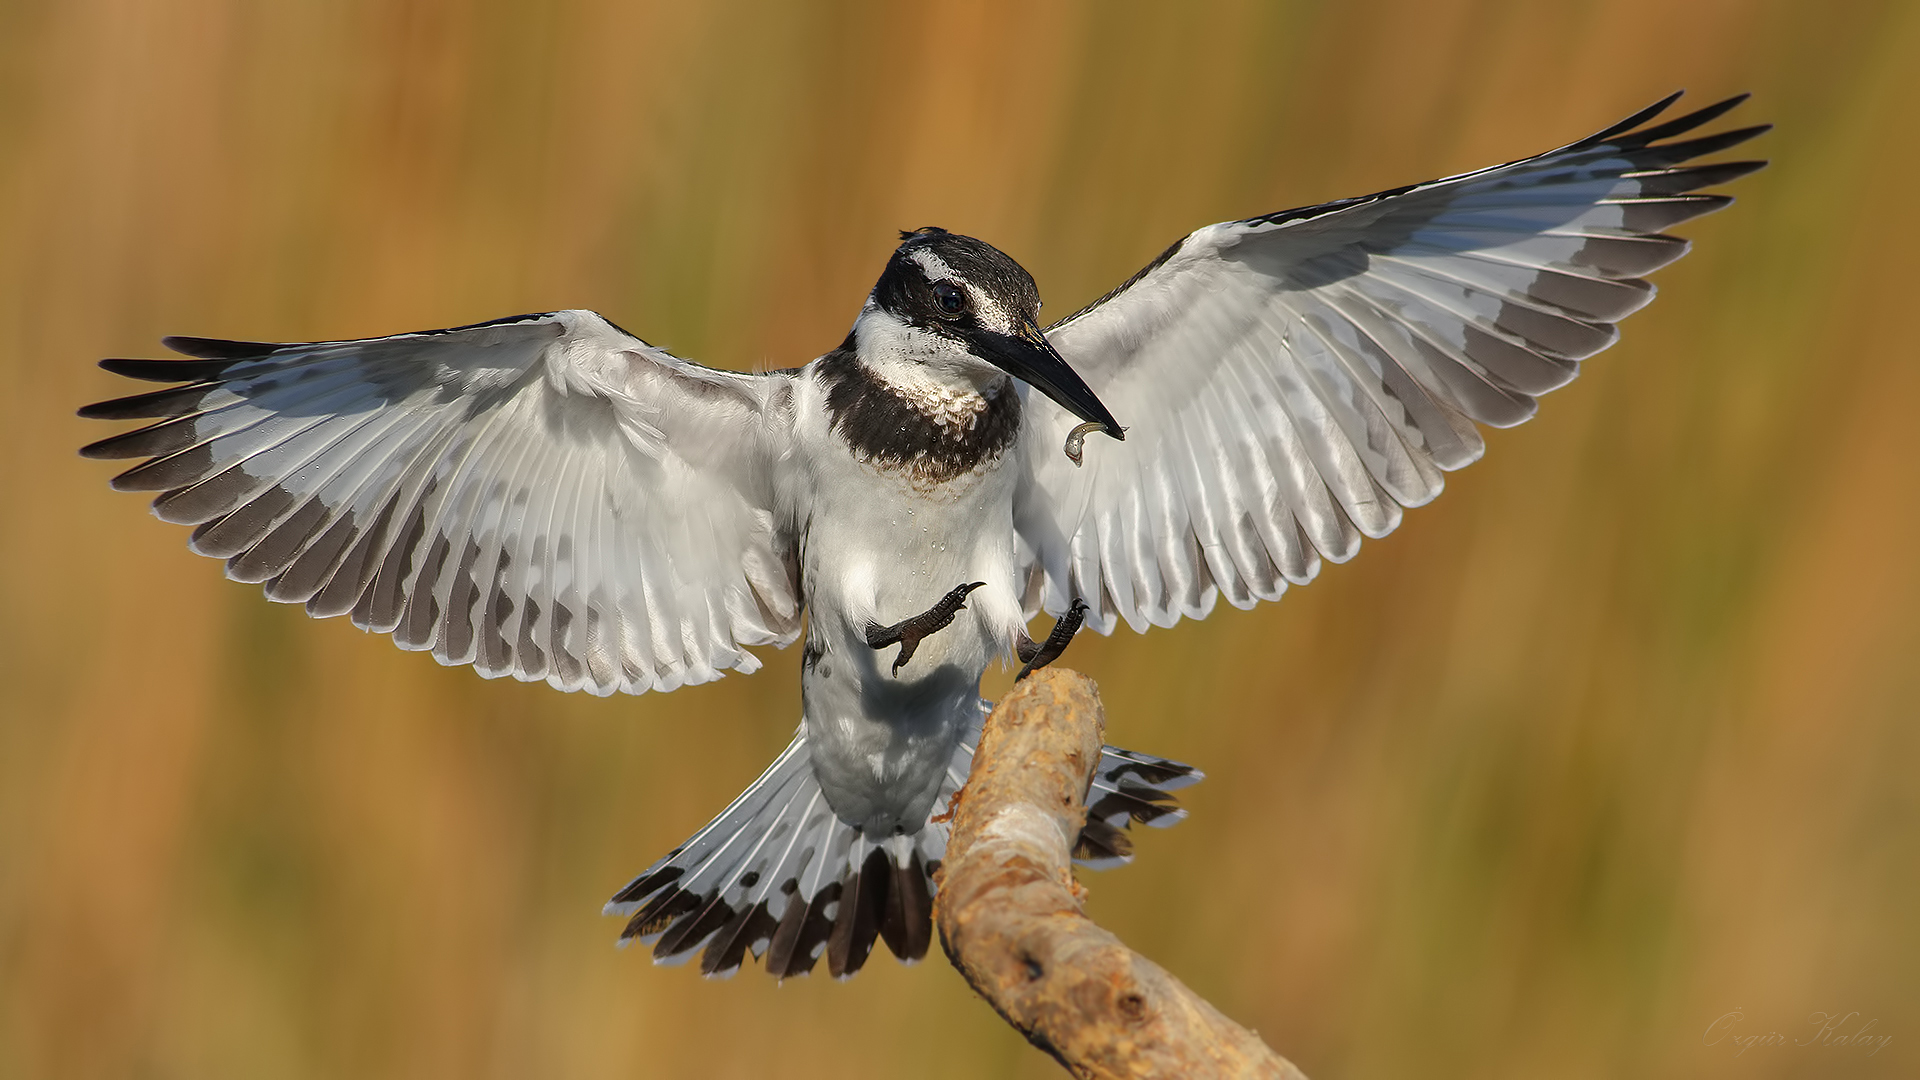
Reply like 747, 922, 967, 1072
932, 281, 967, 316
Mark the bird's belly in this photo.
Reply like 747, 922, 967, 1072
798, 646, 979, 834
805, 460, 1023, 668
797, 454, 1025, 832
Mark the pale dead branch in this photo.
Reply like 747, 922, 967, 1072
934, 669, 1308, 1079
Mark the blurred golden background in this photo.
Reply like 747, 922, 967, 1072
2, 1, 1915, 1077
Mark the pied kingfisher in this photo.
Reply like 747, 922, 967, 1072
81, 93, 1764, 979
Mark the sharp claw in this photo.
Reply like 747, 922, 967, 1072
869, 581, 990, 676
890, 635, 919, 675
1015, 632, 1040, 665
1016, 598, 1089, 681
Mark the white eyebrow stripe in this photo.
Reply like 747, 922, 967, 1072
907, 244, 1016, 333
910, 248, 957, 282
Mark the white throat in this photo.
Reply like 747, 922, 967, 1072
851, 306, 1009, 430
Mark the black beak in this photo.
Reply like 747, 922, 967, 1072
975, 319, 1123, 441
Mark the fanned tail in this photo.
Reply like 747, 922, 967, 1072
944, 726, 1203, 871
606, 710, 1201, 980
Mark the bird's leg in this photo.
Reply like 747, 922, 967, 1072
865, 581, 986, 676
1015, 599, 1089, 681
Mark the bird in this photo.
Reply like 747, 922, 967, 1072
80, 92, 1766, 980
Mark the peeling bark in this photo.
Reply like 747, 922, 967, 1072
934, 669, 1308, 1079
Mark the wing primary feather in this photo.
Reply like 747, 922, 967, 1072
111, 400, 341, 495
97, 357, 236, 382
337, 416, 470, 628
1623, 160, 1767, 195
166, 398, 398, 535
1606, 92, 1751, 148
161, 336, 284, 360
1579, 90, 1686, 143
270, 405, 459, 603
1379, 249, 1655, 323
92, 356, 392, 471
1628, 125, 1773, 167
78, 382, 223, 421
218, 412, 407, 582
1334, 273, 1538, 426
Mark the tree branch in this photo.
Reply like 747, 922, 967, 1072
934, 669, 1308, 1079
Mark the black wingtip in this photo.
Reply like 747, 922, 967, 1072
1583, 90, 1761, 152
76, 399, 127, 421
76, 434, 121, 459
161, 335, 280, 360
1624, 92, 1758, 146
1683, 93, 1757, 135
98, 357, 234, 382
1652, 124, 1774, 162
1590, 89, 1687, 142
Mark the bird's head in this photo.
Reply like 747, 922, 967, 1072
856, 227, 1122, 440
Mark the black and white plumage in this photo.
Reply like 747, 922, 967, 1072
81, 93, 1764, 979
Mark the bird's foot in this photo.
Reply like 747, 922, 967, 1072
865, 581, 986, 676
1015, 598, 1089, 681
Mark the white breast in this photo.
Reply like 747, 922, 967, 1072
787, 364, 1030, 833
794, 372, 1026, 663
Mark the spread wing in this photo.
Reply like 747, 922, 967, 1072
1015, 92, 1767, 634
82, 309, 801, 696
